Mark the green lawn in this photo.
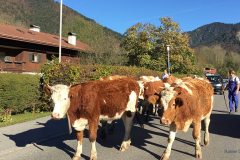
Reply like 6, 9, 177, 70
0, 112, 52, 128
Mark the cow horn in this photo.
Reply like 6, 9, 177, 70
44, 85, 53, 96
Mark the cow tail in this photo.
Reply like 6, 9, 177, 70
135, 111, 144, 129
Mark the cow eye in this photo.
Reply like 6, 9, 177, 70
172, 104, 176, 107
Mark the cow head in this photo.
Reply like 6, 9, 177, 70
143, 81, 164, 100
148, 87, 183, 125
44, 84, 71, 120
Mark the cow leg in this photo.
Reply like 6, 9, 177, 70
160, 123, 177, 160
120, 111, 135, 152
204, 115, 210, 146
72, 131, 84, 160
108, 120, 115, 134
192, 120, 202, 159
89, 121, 98, 160
138, 99, 143, 114
145, 103, 151, 122
153, 104, 158, 116
100, 120, 107, 141
153, 104, 156, 115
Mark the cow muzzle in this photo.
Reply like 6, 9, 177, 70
160, 117, 169, 125
52, 112, 61, 120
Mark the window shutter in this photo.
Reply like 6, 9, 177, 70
29, 53, 33, 62
39, 55, 42, 63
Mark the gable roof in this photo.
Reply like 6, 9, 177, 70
0, 23, 90, 51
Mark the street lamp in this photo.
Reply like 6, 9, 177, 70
59, 0, 63, 62
166, 45, 170, 75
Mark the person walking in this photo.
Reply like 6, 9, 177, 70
223, 69, 239, 114
161, 69, 169, 80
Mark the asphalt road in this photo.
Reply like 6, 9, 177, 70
1, 91, 240, 160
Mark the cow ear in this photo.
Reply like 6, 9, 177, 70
175, 97, 183, 107
148, 95, 160, 104
44, 85, 52, 96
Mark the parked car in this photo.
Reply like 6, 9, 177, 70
206, 75, 223, 95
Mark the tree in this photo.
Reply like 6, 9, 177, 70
121, 17, 197, 74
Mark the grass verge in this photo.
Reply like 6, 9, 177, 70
0, 112, 52, 128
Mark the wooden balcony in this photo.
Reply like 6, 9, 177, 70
0, 60, 26, 72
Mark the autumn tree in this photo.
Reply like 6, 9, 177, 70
121, 17, 197, 74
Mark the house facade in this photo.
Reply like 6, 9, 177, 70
0, 24, 90, 72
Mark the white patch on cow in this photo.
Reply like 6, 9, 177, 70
126, 91, 137, 112
198, 78, 203, 80
161, 87, 176, 111
103, 99, 106, 104
173, 79, 183, 85
75, 140, 82, 157
176, 82, 193, 95
51, 84, 70, 118
182, 119, 192, 132
72, 118, 88, 131
109, 77, 113, 80
137, 81, 145, 100
164, 83, 171, 88
99, 112, 124, 121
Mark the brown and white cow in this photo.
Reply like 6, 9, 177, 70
44, 77, 141, 160
98, 75, 127, 137
162, 76, 178, 84
142, 76, 178, 121
148, 78, 213, 160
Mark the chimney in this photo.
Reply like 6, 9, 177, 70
29, 25, 40, 32
68, 32, 76, 45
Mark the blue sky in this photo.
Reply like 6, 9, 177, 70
55, 0, 240, 34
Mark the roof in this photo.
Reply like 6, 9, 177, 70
0, 23, 90, 51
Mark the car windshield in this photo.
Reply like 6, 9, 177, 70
206, 76, 222, 82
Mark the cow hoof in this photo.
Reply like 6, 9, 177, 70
160, 154, 168, 160
90, 156, 97, 160
195, 153, 202, 159
120, 145, 130, 152
72, 156, 80, 160
120, 140, 131, 152
204, 141, 209, 146
108, 128, 114, 134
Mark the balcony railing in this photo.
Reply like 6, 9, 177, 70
0, 60, 26, 72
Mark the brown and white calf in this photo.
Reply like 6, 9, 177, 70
44, 77, 140, 160
148, 78, 213, 160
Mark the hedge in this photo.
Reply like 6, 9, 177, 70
0, 73, 41, 114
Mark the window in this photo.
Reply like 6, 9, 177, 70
0, 52, 5, 61
29, 53, 42, 63
29, 53, 38, 62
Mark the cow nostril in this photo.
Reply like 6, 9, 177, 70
52, 113, 60, 119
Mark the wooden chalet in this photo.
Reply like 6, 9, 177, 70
0, 24, 90, 72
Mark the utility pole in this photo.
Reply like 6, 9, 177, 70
59, 0, 63, 62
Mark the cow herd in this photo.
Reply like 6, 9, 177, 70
44, 75, 214, 160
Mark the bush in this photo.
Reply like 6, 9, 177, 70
0, 73, 41, 114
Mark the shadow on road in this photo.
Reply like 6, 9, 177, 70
3, 118, 78, 159
209, 112, 240, 139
